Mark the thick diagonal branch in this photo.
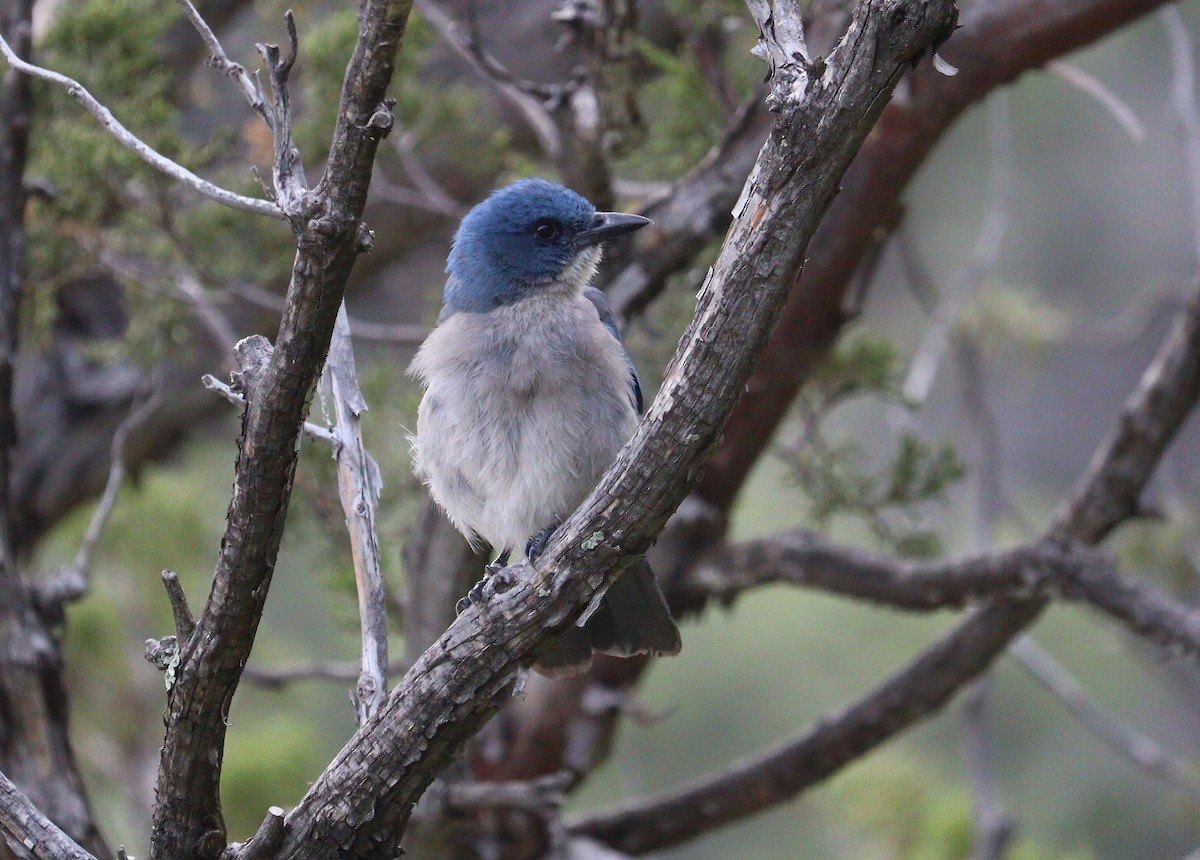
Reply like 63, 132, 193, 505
570, 277, 1200, 855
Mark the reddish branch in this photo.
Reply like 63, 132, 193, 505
701, 0, 1173, 510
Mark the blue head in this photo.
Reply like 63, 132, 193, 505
444, 178, 650, 314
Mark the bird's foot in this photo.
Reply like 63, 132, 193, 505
455, 551, 513, 614
525, 523, 560, 563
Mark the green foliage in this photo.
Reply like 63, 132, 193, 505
35, 0, 184, 222
827, 754, 1096, 860
958, 284, 1070, 364
783, 336, 965, 556
620, 39, 725, 179
298, 9, 508, 196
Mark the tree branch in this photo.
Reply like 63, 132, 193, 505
700, 0, 1176, 512
148, 3, 415, 858
0, 771, 95, 860
1009, 636, 1200, 804
317, 305, 388, 724
570, 273, 1200, 856
0, 35, 280, 218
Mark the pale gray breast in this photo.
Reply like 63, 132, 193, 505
409, 293, 638, 551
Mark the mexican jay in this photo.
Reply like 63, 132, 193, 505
408, 178, 681, 674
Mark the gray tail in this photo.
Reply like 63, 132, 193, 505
534, 559, 681, 677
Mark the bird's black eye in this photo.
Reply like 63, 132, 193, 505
533, 219, 561, 241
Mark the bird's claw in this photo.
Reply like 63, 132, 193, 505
525, 523, 559, 562
456, 555, 517, 614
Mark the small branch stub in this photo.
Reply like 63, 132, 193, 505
745, 0, 814, 109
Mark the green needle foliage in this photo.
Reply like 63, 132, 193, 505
783, 335, 966, 556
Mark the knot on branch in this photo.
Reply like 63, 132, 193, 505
231, 335, 275, 400
145, 635, 181, 691
747, 0, 815, 110
363, 98, 396, 139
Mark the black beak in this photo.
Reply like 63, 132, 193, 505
577, 211, 652, 246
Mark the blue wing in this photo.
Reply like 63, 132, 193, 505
584, 287, 644, 415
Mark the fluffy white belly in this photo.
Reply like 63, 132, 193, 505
409, 294, 638, 555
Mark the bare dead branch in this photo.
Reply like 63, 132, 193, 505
1009, 636, 1200, 804
1047, 60, 1146, 141
174, 0, 270, 125
255, 10, 310, 219
161, 570, 196, 642
745, 0, 812, 110
318, 305, 389, 724
0, 35, 280, 218
220, 806, 284, 860
0, 770, 96, 860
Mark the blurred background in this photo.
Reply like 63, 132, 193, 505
10, 0, 1200, 857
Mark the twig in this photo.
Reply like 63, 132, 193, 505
222, 806, 285, 860
1163, 7, 1200, 266
34, 386, 163, 608
201, 373, 337, 446
386, 127, 467, 217
99, 250, 240, 368
0, 34, 280, 218
255, 10, 310, 217
1047, 60, 1146, 141
415, 0, 562, 157
223, 281, 429, 345
1009, 636, 1200, 804
0, 770, 97, 860
175, 0, 270, 125
161, 570, 196, 641
962, 679, 1015, 860
318, 304, 389, 725
955, 259, 1014, 859
903, 94, 1014, 404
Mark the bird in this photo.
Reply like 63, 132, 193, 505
408, 178, 681, 675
